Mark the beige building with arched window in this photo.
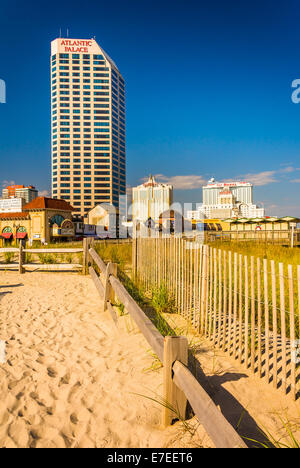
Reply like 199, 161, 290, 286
0, 197, 74, 245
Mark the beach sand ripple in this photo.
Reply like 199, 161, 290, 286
0, 273, 207, 448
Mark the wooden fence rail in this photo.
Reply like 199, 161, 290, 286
0, 242, 84, 273
87, 246, 247, 448
206, 229, 300, 247
135, 237, 300, 401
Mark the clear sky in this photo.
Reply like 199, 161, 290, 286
1, 0, 300, 216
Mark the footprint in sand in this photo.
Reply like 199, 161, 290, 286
60, 373, 70, 385
47, 367, 58, 378
70, 413, 79, 424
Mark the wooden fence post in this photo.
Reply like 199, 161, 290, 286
104, 262, 118, 311
162, 336, 188, 426
19, 241, 24, 274
133, 237, 138, 281
82, 238, 89, 275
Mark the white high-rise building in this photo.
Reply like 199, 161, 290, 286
187, 178, 265, 220
132, 176, 173, 223
51, 38, 126, 216
202, 179, 253, 205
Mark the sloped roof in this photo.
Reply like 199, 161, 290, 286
0, 212, 30, 220
102, 48, 119, 72
24, 197, 74, 212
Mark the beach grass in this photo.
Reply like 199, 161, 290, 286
209, 241, 300, 268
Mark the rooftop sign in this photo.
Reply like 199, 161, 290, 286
205, 182, 252, 188
61, 40, 93, 53
51, 39, 100, 56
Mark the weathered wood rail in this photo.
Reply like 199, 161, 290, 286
0, 243, 83, 273
87, 246, 247, 449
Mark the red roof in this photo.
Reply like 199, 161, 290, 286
0, 212, 30, 220
5, 185, 24, 190
24, 197, 74, 212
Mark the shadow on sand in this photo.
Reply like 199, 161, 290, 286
118, 273, 273, 448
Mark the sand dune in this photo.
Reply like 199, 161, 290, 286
0, 272, 209, 449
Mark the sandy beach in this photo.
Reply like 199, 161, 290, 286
0, 272, 209, 449
0, 271, 299, 449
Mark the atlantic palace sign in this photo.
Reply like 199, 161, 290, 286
51, 38, 101, 56
60, 40, 93, 53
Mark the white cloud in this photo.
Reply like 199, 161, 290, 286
239, 166, 300, 185
1, 180, 15, 188
38, 190, 50, 197
240, 171, 278, 186
279, 166, 295, 174
222, 171, 278, 186
139, 164, 300, 194
142, 174, 207, 190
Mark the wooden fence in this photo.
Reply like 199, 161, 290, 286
0, 242, 84, 273
206, 229, 300, 247
87, 246, 247, 448
133, 237, 300, 401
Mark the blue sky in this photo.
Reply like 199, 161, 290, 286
1, 0, 300, 215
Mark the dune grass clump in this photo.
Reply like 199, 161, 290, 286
38, 253, 56, 264
94, 242, 132, 271
4, 252, 14, 264
151, 284, 175, 315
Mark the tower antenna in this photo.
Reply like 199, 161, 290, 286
59, 28, 62, 38
67, 28, 69, 38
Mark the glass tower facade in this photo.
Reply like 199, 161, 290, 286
51, 38, 126, 216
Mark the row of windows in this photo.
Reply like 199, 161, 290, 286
53, 131, 110, 138
53, 121, 110, 127
53, 153, 111, 159
52, 53, 105, 60
53, 137, 111, 142
52, 117, 110, 123
53, 161, 110, 169
52, 74, 110, 84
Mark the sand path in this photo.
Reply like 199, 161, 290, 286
0, 272, 207, 449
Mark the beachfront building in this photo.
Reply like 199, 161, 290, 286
219, 216, 300, 244
187, 178, 265, 220
2, 185, 38, 203
87, 203, 118, 238
132, 176, 173, 223
0, 197, 75, 245
51, 38, 126, 217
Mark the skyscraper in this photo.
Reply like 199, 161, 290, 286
51, 38, 126, 216
132, 176, 173, 222
202, 179, 253, 206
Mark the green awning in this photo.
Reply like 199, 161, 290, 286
279, 217, 300, 222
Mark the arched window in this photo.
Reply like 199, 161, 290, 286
50, 214, 65, 227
